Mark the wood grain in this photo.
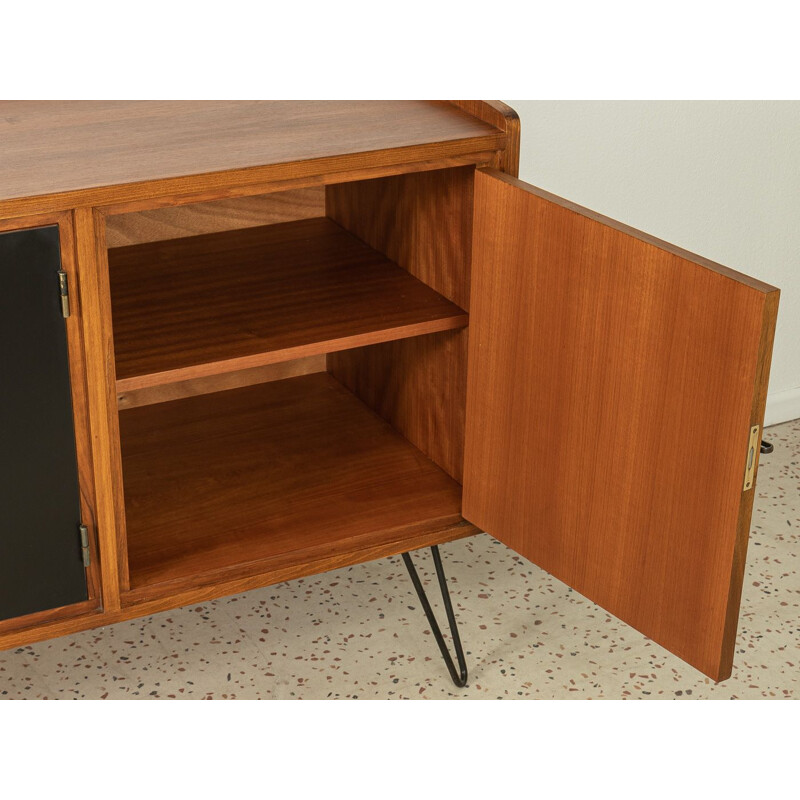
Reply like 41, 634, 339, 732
463, 169, 779, 681
719, 288, 779, 676
0, 599, 99, 641
118, 373, 466, 595
327, 166, 474, 309
328, 331, 469, 482
117, 355, 325, 409
0, 102, 505, 649
449, 101, 521, 176
91, 152, 499, 219
327, 167, 474, 481
0, 101, 505, 216
105, 187, 325, 247
73, 208, 128, 605
109, 218, 467, 392
0, 521, 477, 651
57, 214, 103, 603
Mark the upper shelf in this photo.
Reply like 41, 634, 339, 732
0, 101, 508, 212
110, 217, 468, 392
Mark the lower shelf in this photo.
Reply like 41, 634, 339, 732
119, 372, 466, 594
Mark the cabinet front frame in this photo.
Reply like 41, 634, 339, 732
69, 178, 484, 619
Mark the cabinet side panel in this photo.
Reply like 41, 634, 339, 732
74, 208, 126, 607
327, 330, 468, 483
326, 167, 473, 482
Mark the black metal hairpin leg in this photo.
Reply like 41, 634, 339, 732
761, 440, 774, 454
402, 545, 468, 688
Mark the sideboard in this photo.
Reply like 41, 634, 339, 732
0, 101, 778, 683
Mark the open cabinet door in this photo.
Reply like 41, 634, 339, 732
463, 169, 779, 681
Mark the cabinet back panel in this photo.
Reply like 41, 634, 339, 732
105, 187, 325, 247
117, 355, 327, 410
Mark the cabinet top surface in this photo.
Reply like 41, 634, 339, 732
0, 101, 504, 210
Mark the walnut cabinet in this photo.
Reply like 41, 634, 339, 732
0, 101, 778, 682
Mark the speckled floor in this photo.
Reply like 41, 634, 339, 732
2, 418, 797, 700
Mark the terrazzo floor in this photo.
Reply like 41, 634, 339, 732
2, 418, 798, 700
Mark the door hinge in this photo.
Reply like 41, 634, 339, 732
743, 424, 760, 491
57, 269, 70, 318
79, 524, 90, 567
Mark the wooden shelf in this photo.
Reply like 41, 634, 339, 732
109, 217, 468, 392
119, 373, 465, 594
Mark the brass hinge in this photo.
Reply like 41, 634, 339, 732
57, 269, 70, 318
743, 425, 760, 491
79, 524, 90, 567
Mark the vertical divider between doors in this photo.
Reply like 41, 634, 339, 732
73, 207, 128, 610
58, 212, 103, 604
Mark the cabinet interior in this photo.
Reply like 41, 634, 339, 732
106, 165, 476, 598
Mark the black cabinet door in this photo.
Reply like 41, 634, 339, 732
0, 225, 88, 621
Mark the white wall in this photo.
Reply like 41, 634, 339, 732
507, 101, 800, 426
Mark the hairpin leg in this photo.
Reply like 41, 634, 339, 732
402, 545, 468, 688
761, 440, 774, 454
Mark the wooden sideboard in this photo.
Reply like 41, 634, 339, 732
0, 101, 778, 682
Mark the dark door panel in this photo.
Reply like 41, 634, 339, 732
0, 225, 88, 621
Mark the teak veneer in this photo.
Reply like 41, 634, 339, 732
110, 218, 468, 393
120, 373, 466, 596
0, 101, 778, 684
0, 101, 505, 216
